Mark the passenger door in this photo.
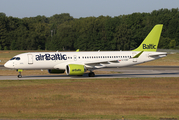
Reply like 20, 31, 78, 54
27, 54, 33, 64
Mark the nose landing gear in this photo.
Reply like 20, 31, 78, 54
16, 69, 23, 78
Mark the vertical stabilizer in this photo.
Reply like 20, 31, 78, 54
133, 24, 163, 52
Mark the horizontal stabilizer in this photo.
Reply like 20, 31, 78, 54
148, 52, 167, 58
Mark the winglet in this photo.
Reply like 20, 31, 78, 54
133, 24, 163, 52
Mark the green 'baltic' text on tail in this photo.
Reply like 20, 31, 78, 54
133, 24, 163, 52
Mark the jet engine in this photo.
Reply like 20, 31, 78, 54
66, 64, 85, 75
48, 69, 65, 74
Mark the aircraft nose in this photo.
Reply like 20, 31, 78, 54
4, 61, 14, 69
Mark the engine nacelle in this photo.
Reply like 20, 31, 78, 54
66, 64, 85, 75
48, 69, 65, 74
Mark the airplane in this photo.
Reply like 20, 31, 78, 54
4, 24, 167, 78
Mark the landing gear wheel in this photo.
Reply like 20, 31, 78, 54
18, 75, 22, 78
17, 69, 22, 78
88, 72, 95, 77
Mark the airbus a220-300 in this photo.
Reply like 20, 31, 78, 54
4, 24, 167, 78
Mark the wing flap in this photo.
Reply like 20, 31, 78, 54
85, 59, 119, 65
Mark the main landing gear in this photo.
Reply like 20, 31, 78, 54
88, 71, 95, 77
16, 69, 23, 78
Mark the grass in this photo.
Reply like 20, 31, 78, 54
0, 78, 179, 119
0, 50, 179, 119
138, 53, 179, 66
0, 69, 50, 76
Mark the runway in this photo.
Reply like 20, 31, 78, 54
1, 65, 179, 80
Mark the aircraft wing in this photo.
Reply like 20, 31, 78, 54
83, 59, 120, 68
53, 59, 120, 69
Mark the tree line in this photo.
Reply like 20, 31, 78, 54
0, 8, 179, 51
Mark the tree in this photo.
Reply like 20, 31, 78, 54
158, 36, 171, 49
0, 12, 6, 17
0, 15, 8, 50
1, 9, 179, 50
169, 39, 176, 49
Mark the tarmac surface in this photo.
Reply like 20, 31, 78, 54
1, 65, 179, 80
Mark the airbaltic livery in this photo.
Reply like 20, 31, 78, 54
4, 24, 167, 78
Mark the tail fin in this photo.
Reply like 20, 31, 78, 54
133, 24, 163, 52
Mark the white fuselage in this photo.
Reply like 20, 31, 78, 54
4, 51, 167, 70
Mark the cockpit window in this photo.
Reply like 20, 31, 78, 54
10, 57, 20, 60
10, 57, 16, 60
16, 57, 20, 60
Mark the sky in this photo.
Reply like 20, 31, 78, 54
0, 0, 179, 18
